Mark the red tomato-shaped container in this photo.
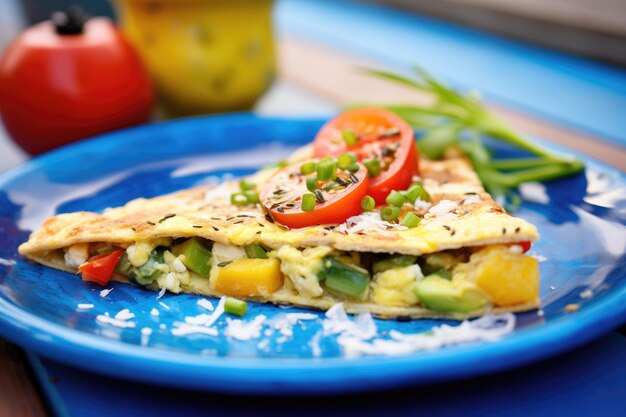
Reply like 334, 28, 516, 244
0, 9, 154, 155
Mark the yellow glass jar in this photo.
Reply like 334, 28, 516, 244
112, 0, 275, 118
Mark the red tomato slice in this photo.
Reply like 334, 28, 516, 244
312, 108, 418, 204
260, 161, 369, 229
520, 241, 532, 253
79, 249, 124, 286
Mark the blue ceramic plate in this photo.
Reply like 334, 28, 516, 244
0, 114, 624, 394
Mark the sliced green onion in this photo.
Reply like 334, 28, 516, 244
230, 193, 248, 206
300, 162, 317, 175
306, 177, 318, 192
346, 163, 360, 173
239, 180, 256, 191
301, 193, 316, 211
401, 212, 421, 228
245, 244, 268, 259
317, 160, 337, 181
363, 158, 381, 177
380, 206, 400, 222
386, 190, 406, 207
320, 156, 334, 163
243, 190, 259, 204
338, 152, 357, 169
224, 297, 247, 316
342, 129, 358, 146
361, 195, 375, 212
406, 183, 430, 202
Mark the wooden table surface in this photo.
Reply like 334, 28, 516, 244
0, 32, 625, 417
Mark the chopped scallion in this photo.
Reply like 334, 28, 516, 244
386, 190, 406, 207
322, 181, 338, 191
361, 195, 375, 212
380, 206, 400, 222
406, 183, 430, 202
342, 129, 358, 146
401, 212, 421, 228
338, 152, 357, 169
301, 193, 316, 211
306, 177, 318, 192
300, 162, 317, 175
239, 180, 256, 191
230, 193, 248, 206
346, 163, 360, 173
317, 160, 337, 181
363, 158, 381, 177
243, 190, 259, 204
224, 297, 247, 316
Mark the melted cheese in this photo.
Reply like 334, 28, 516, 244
126, 238, 172, 267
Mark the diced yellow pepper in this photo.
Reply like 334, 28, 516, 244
213, 258, 284, 297
471, 245, 539, 306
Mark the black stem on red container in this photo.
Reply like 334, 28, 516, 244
51, 6, 88, 35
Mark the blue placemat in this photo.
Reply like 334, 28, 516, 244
28, 332, 626, 417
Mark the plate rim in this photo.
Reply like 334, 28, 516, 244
0, 113, 625, 394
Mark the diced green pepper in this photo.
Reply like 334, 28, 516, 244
128, 247, 166, 286
172, 238, 212, 277
245, 243, 268, 259
318, 257, 370, 300
372, 254, 417, 274
224, 297, 247, 316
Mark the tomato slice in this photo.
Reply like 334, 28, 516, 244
520, 241, 532, 253
312, 108, 418, 204
79, 249, 124, 286
260, 160, 369, 228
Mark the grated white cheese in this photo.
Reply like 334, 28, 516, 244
270, 313, 318, 338
519, 182, 549, 204
462, 194, 482, 205
580, 289, 594, 299
197, 298, 214, 311
335, 212, 407, 236
99, 288, 113, 298
171, 323, 218, 336
310, 330, 322, 357
158, 301, 171, 310
96, 313, 136, 329
77, 303, 94, 310
114, 309, 135, 321
323, 303, 377, 340
157, 287, 167, 300
413, 198, 432, 211
224, 315, 267, 340
159, 324, 166, 330
338, 314, 516, 357
140, 327, 153, 346
204, 182, 235, 203
184, 314, 213, 326
427, 199, 458, 219
257, 338, 270, 351
150, 308, 160, 317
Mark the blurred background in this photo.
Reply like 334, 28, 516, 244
0, 0, 625, 171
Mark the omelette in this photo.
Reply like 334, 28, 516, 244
18, 109, 540, 320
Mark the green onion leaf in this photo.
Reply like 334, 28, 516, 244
363, 158, 381, 177
386, 190, 406, 207
380, 206, 400, 222
300, 162, 317, 175
401, 212, 421, 228
361, 195, 375, 212
338, 152, 357, 169
224, 297, 247, 316
230, 193, 248, 206
306, 177, 318, 192
301, 193, 316, 211
317, 160, 337, 181
342, 129, 358, 146
239, 180, 256, 191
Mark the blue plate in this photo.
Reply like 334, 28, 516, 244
0, 114, 624, 394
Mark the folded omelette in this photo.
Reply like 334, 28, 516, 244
18, 141, 539, 320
